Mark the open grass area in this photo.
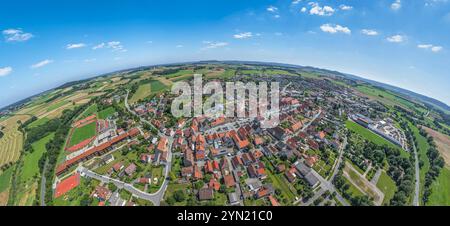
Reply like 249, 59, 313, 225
346, 120, 405, 155
46, 100, 69, 112
264, 160, 296, 205
150, 80, 168, 93
0, 167, 14, 193
98, 107, 116, 119
68, 122, 96, 147
164, 69, 194, 79
376, 171, 397, 205
27, 117, 50, 129
427, 167, 450, 206
355, 85, 427, 114
164, 182, 191, 206
79, 104, 98, 119
343, 176, 365, 198
130, 83, 151, 104
20, 133, 54, 183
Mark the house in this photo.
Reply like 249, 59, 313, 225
102, 154, 115, 165
209, 178, 221, 191
255, 185, 274, 199
194, 164, 203, 180
247, 162, 267, 179
198, 188, 214, 201
231, 155, 243, 169
183, 148, 194, 167
268, 195, 281, 206
268, 126, 286, 140
223, 174, 236, 188
125, 163, 137, 176
245, 178, 262, 192
276, 164, 286, 173
157, 137, 169, 152
140, 154, 152, 163
228, 192, 240, 206
113, 162, 124, 173
181, 166, 194, 178
92, 186, 112, 201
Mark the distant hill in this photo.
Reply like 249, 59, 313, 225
2, 60, 449, 114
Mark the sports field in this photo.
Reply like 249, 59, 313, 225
68, 122, 97, 147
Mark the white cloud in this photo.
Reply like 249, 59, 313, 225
2, 29, 33, 42
418, 44, 443, 52
176, 45, 184, 48
202, 41, 229, 49
0, 67, 13, 77
320, 24, 351, 34
340, 5, 353, 11
292, 0, 302, 5
309, 2, 335, 16
66, 43, 86, 49
92, 41, 126, 52
267, 6, 278, 12
361, 29, 379, 36
386, 35, 405, 43
391, 0, 401, 10
31, 59, 53, 69
233, 32, 253, 39
301, 7, 307, 13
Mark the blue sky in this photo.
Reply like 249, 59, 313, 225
1, 0, 450, 108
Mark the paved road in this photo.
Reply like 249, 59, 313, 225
40, 160, 48, 206
79, 166, 167, 206
412, 140, 420, 206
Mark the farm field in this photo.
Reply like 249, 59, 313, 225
150, 80, 168, 93
20, 133, 54, 183
427, 167, 450, 206
0, 167, 14, 205
68, 122, 97, 147
79, 104, 98, 119
27, 117, 50, 129
0, 115, 29, 167
422, 127, 450, 167
355, 85, 427, 114
130, 83, 151, 104
376, 171, 397, 205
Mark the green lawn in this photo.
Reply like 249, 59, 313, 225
69, 122, 96, 147
98, 107, 116, 119
427, 167, 450, 206
79, 104, 98, 119
343, 176, 365, 198
264, 161, 296, 205
346, 120, 405, 154
0, 167, 14, 192
164, 183, 191, 206
21, 133, 55, 183
376, 171, 397, 205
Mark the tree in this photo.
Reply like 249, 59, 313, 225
173, 190, 186, 202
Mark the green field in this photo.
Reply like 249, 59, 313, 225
356, 85, 426, 114
165, 69, 194, 79
79, 104, 98, 119
0, 167, 14, 192
427, 167, 450, 206
69, 122, 96, 147
27, 117, 50, 128
46, 100, 69, 112
346, 120, 404, 153
376, 171, 397, 205
20, 133, 55, 183
98, 107, 116, 119
150, 80, 168, 93
130, 83, 151, 104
